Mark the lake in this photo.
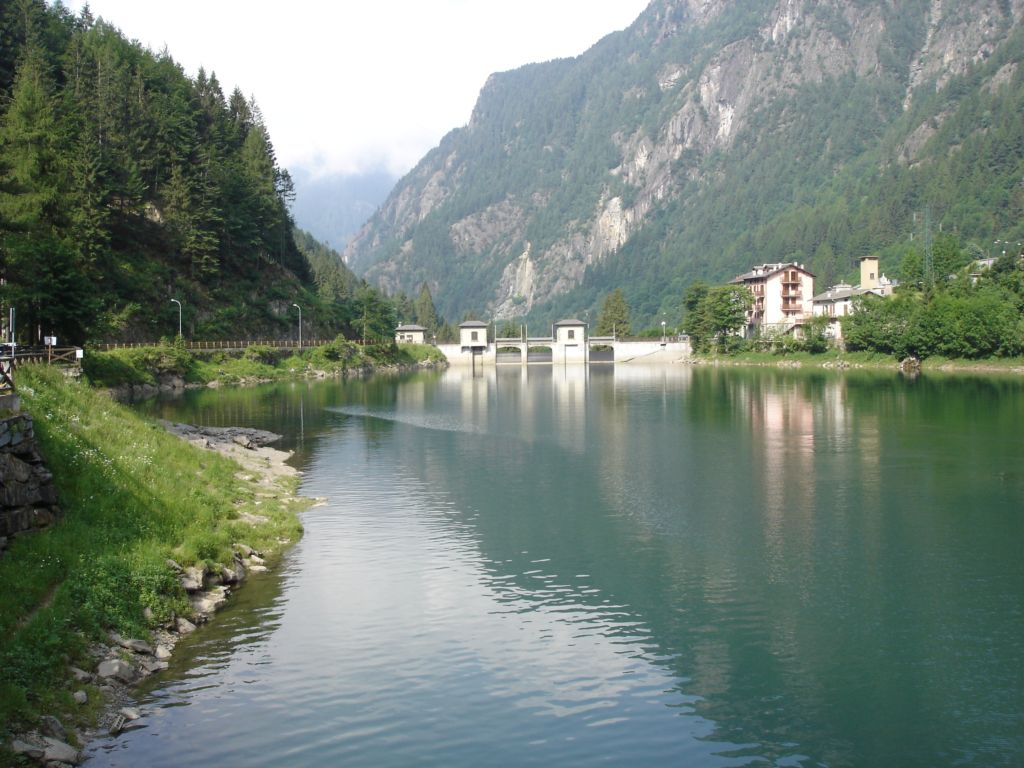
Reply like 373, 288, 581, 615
86, 365, 1023, 767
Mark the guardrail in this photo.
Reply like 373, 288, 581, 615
92, 339, 332, 351
90, 338, 400, 351
0, 347, 85, 392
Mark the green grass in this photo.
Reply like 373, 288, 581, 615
0, 366, 305, 741
83, 339, 448, 388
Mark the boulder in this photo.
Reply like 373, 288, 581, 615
119, 707, 141, 721
155, 644, 172, 660
11, 739, 44, 760
120, 638, 154, 655
139, 658, 169, 675
96, 658, 138, 684
40, 714, 67, 741
180, 565, 207, 592
73, 690, 88, 705
191, 587, 229, 616
175, 617, 197, 634
69, 666, 91, 683
42, 736, 82, 765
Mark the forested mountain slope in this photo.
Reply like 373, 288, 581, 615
346, 0, 1024, 327
0, 2, 369, 343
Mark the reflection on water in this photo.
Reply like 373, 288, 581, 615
95, 367, 1024, 767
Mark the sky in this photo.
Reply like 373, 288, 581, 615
65, 1, 651, 179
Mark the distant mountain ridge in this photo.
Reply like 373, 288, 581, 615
345, 0, 1024, 326
291, 168, 397, 253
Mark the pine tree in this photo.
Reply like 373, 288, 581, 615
596, 288, 631, 337
413, 282, 440, 332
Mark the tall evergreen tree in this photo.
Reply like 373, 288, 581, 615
413, 282, 440, 333
596, 288, 631, 337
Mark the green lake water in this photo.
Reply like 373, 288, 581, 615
86, 365, 1023, 767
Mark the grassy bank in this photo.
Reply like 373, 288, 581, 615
82, 338, 447, 389
689, 349, 1024, 373
0, 366, 306, 745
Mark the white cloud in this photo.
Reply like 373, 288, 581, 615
66, 1, 650, 177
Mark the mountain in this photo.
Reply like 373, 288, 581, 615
344, 0, 1024, 328
290, 168, 398, 253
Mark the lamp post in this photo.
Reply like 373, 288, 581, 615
292, 303, 302, 348
661, 320, 667, 343
170, 298, 182, 338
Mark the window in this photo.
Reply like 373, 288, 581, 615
568, 329, 575, 340
471, 331, 478, 341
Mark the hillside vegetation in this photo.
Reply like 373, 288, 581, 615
0, 2, 395, 345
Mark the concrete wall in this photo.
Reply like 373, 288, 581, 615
438, 344, 496, 366
612, 340, 691, 363
439, 339, 691, 365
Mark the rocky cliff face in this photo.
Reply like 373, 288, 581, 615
345, 0, 1024, 323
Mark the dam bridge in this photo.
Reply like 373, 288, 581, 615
436, 319, 691, 366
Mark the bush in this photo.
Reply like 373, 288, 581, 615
842, 286, 1024, 360
83, 339, 196, 387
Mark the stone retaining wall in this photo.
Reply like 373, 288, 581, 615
0, 411, 60, 552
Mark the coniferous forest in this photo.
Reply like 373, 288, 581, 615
0, 1, 404, 345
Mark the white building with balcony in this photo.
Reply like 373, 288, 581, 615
730, 262, 815, 337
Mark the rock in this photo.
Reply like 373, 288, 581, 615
31, 507, 54, 527
139, 658, 169, 675
165, 558, 183, 573
180, 565, 206, 592
69, 666, 91, 683
191, 587, 229, 616
247, 564, 269, 574
73, 690, 88, 705
247, 554, 265, 566
155, 644, 172, 660
12, 738, 45, 760
175, 617, 197, 634
96, 658, 138, 684
900, 356, 921, 375
220, 565, 241, 584
110, 632, 153, 655
235, 542, 255, 557
40, 714, 68, 741
42, 736, 82, 765
123, 638, 153, 655
143, 606, 155, 623
119, 707, 141, 721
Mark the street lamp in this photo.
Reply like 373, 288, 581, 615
661, 320, 667, 343
170, 298, 182, 338
292, 303, 302, 348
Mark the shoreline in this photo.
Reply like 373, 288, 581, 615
7, 422, 312, 767
108, 357, 447, 403
684, 353, 1024, 376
